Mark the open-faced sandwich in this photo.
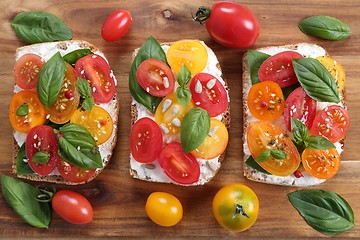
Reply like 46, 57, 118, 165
242, 43, 349, 186
9, 40, 119, 185
129, 36, 230, 186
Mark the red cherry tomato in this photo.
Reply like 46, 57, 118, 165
194, 2, 260, 48
130, 117, 163, 163
52, 190, 93, 225
75, 54, 116, 103
25, 125, 60, 176
101, 10, 132, 42
158, 142, 200, 184
136, 58, 175, 97
190, 73, 228, 117
58, 160, 96, 183
259, 51, 303, 88
284, 87, 317, 131
14, 53, 45, 89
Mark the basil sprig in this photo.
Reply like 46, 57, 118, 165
176, 65, 192, 106
16, 103, 29, 116
37, 52, 66, 108
298, 16, 351, 41
63, 49, 93, 65
32, 151, 50, 164
293, 58, 340, 103
16, 143, 34, 175
288, 189, 355, 236
11, 11, 72, 44
1, 175, 51, 228
247, 50, 270, 85
129, 36, 165, 113
77, 77, 94, 112
256, 149, 287, 162
180, 107, 210, 153
56, 123, 102, 169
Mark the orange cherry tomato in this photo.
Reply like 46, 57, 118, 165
302, 148, 340, 179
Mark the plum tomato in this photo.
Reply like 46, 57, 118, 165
58, 160, 96, 183
136, 58, 175, 97
101, 10, 132, 42
302, 148, 340, 179
258, 51, 303, 88
190, 73, 228, 117
316, 56, 346, 93
14, 53, 45, 89
212, 184, 259, 232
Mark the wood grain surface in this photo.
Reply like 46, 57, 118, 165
0, 0, 359, 238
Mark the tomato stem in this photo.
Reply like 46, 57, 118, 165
193, 6, 211, 24
233, 204, 249, 219
36, 186, 56, 203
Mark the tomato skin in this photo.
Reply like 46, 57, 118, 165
14, 53, 45, 89
316, 56, 346, 92
302, 148, 340, 179
52, 190, 93, 225
212, 184, 259, 232
101, 10, 132, 42
145, 192, 183, 227
259, 51, 303, 88
58, 160, 96, 183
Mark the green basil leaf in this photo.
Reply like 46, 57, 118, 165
245, 156, 270, 174
177, 64, 191, 86
293, 58, 340, 103
77, 77, 94, 111
129, 36, 165, 113
256, 150, 271, 162
57, 123, 102, 169
291, 118, 310, 144
63, 49, 93, 65
298, 16, 351, 41
1, 175, 51, 228
180, 107, 210, 153
11, 11, 72, 44
306, 136, 336, 150
288, 189, 355, 236
37, 52, 66, 108
31, 151, 50, 164
82, 97, 95, 112
16, 103, 29, 116
16, 143, 34, 175
176, 86, 192, 106
247, 50, 270, 85
270, 149, 287, 160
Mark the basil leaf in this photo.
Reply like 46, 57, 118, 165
298, 16, 351, 41
1, 175, 51, 228
293, 58, 340, 103
16, 103, 29, 116
271, 149, 287, 160
247, 50, 270, 85
11, 11, 72, 44
288, 189, 355, 236
177, 64, 191, 86
82, 97, 95, 112
129, 36, 165, 113
16, 143, 34, 175
176, 86, 192, 106
256, 150, 271, 162
306, 136, 336, 150
63, 49, 93, 65
291, 118, 310, 144
77, 77, 94, 111
37, 52, 66, 108
32, 151, 50, 164
245, 156, 270, 174
181, 108, 210, 153
57, 123, 102, 169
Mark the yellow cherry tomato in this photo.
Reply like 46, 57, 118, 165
145, 192, 183, 227
212, 184, 259, 232
316, 56, 346, 92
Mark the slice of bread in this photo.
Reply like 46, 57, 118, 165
242, 43, 347, 186
129, 40, 230, 186
12, 40, 119, 185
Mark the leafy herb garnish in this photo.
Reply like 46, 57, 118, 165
77, 77, 94, 112
176, 64, 192, 106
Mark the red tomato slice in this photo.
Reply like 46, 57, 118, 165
136, 58, 175, 97
58, 160, 96, 183
75, 54, 116, 103
101, 10, 132, 42
158, 142, 200, 184
190, 73, 228, 117
25, 125, 60, 176
310, 105, 350, 143
258, 51, 303, 88
284, 87, 317, 131
14, 53, 45, 89
130, 117, 163, 163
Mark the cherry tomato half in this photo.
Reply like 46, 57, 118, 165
14, 53, 45, 89
52, 190, 93, 225
101, 10, 132, 42
302, 148, 340, 179
58, 160, 96, 183
259, 51, 303, 88
136, 58, 175, 97
316, 56, 346, 93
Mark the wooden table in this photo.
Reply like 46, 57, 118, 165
0, 0, 359, 238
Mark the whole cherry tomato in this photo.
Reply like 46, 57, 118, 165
101, 10, 132, 42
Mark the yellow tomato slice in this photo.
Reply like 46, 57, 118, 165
70, 105, 113, 145
166, 40, 208, 75
316, 56, 346, 92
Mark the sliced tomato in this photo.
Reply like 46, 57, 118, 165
130, 117, 163, 163
246, 121, 301, 176
258, 51, 303, 88
58, 160, 96, 183
310, 105, 349, 143
284, 87, 317, 131
158, 142, 200, 184
302, 148, 340, 179
70, 105, 113, 145
14, 53, 45, 89
190, 73, 228, 117
247, 81, 285, 121
25, 125, 60, 176
48, 63, 80, 124
136, 58, 175, 97
9, 90, 47, 133
316, 56, 346, 92
75, 54, 116, 103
